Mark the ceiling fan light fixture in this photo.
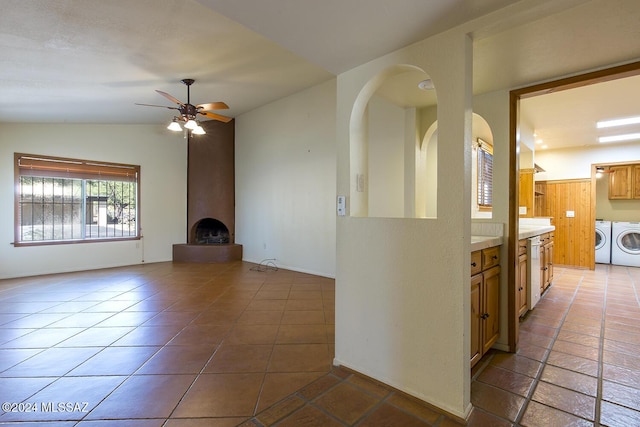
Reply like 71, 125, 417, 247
167, 119, 182, 131
184, 119, 198, 130
192, 125, 206, 135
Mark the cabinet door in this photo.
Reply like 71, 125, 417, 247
540, 244, 546, 294
482, 266, 500, 354
609, 165, 632, 199
634, 165, 640, 199
545, 242, 554, 287
470, 274, 483, 368
517, 253, 528, 316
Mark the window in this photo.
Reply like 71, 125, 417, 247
477, 139, 493, 208
14, 153, 140, 245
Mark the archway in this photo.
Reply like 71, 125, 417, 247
349, 64, 437, 218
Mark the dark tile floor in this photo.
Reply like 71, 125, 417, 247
470, 264, 640, 426
0, 261, 638, 426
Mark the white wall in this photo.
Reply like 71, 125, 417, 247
535, 143, 640, 181
368, 95, 405, 218
0, 123, 187, 279
336, 30, 473, 418
596, 174, 640, 222
234, 79, 337, 278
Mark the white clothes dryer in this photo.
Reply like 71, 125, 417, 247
595, 220, 612, 264
611, 221, 640, 267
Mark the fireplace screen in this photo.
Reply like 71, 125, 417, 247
193, 218, 230, 244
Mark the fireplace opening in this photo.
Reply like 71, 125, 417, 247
193, 218, 230, 244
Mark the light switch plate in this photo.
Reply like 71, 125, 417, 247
337, 195, 346, 216
566, 210, 575, 217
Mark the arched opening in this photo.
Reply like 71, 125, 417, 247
417, 113, 494, 219
349, 64, 438, 218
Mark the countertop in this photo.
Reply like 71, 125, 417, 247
519, 225, 555, 240
470, 224, 555, 251
471, 235, 503, 252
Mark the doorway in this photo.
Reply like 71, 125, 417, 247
507, 61, 640, 351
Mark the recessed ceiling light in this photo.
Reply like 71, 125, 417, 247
597, 116, 640, 128
599, 133, 640, 143
418, 79, 434, 90
536, 139, 543, 144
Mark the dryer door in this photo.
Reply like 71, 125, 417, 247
617, 230, 640, 255
595, 229, 605, 250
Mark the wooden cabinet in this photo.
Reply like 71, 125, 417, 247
482, 265, 501, 355
609, 165, 632, 199
519, 169, 535, 217
608, 164, 640, 200
470, 246, 501, 368
517, 239, 528, 317
470, 274, 482, 367
540, 232, 554, 292
634, 165, 640, 199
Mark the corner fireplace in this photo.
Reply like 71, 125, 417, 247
172, 119, 242, 263
193, 218, 230, 244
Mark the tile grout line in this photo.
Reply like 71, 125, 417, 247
513, 270, 585, 426
594, 265, 610, 427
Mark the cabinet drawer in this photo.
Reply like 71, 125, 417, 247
482, 246, 500, 270
471, 251, 482, 276
518, 239, 527, 256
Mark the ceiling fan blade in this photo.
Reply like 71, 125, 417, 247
155, 90, 184, 106
135, 103, 179, 110
199, 111, 232, 123
196, 102, 229, 111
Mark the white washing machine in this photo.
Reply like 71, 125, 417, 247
595, 220, 612, 264
611, 221, 640, 267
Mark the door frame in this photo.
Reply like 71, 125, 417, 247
507, 60, 640, 351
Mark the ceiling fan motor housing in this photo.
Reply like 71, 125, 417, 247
179, 104, 198, 121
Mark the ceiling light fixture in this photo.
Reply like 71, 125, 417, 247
191, 124, 206, 135
596, 116, 640, 128
167, 118, 182, 132
598, 133, 640, 143
184, 119, 198, 130
418, 79, 434, 90
166, 116, 206, 134
136, 78, 232, 136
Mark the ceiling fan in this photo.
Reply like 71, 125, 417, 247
136, 78, 231, 134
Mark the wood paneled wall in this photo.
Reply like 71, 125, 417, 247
519, 170, 534, 218
535, 179, 594, 269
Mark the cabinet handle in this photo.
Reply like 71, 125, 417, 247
471, 262, 477, 267
492, 255, 498, 260
519, 287, 523, 291
481, 313, 490, 319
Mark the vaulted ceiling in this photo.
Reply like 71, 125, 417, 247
1, 0, 639, 150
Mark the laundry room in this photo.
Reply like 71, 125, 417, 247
519, 73, 640, 270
